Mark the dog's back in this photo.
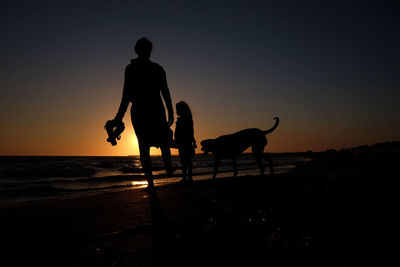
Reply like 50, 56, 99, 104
211, 128, 267, 157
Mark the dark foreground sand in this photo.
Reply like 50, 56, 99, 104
1, 148, 397, 266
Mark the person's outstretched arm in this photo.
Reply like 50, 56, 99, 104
114, 66, 130, 122
160, 68, 174, 125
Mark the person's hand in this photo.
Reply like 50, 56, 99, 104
114, 113, 123, 123
167, 113, 174, 126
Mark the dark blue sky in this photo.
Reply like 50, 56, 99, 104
1, 0, 399, 155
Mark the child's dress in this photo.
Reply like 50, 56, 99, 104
175, 116, 195, 156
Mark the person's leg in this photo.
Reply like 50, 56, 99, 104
139, 142, 154, 188
160, 144, 175, 176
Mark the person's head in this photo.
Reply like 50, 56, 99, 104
176, 101, 192, 118
135, 37, 152, 59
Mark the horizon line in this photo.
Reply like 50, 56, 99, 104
0, 151, 326, 157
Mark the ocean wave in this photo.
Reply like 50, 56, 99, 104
0, 166, 97, 179
0, 181, 141, 197
0, 156, 143, 179
0, 155, 309, 209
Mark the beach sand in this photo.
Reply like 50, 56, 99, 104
1, 148, 397, 266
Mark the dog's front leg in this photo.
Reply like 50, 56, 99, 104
232, 158, 237, 177
213, 157, 220, 179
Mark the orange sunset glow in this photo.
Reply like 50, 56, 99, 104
1, 2, 398, 266
0, 1, 399, 156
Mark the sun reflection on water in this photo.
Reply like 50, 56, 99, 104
131, 181, 148, 188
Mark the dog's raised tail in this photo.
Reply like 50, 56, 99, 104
263, 117, 279, 135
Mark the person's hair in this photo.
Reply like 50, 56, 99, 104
176, 101, 193, 122
135, 37, 153, 58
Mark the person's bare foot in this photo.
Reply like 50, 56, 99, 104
142, 186, 156, 194
177, 178, 187, 184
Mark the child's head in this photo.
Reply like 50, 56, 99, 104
176, 101, 192, 118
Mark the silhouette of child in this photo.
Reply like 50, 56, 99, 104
175, 101, 197, 182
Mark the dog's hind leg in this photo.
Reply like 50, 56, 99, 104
252, 147, 266, 176
263, 153, 274, 175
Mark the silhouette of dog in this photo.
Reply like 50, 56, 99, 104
200, 117, 279, 178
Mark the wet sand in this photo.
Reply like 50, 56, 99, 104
1, 148, 397, 266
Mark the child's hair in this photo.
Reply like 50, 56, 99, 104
176, 101, 193, 120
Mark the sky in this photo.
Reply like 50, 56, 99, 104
0, 0, 399, 156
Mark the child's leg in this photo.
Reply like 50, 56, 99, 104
181, 148, 193, 181
182, 163, 187, 180
179, 150, 187, 180
187, 157, 193, 181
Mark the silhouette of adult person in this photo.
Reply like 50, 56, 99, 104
114, 37, 175, 190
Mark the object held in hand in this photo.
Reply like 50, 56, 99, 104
104, 120, 125, 146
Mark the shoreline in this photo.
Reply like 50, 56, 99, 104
0, 161, 298, 210
1, 149, 397, 266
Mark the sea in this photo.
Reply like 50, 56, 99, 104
0, 154, 308, 209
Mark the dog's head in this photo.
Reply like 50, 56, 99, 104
200, 139, 216, 155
